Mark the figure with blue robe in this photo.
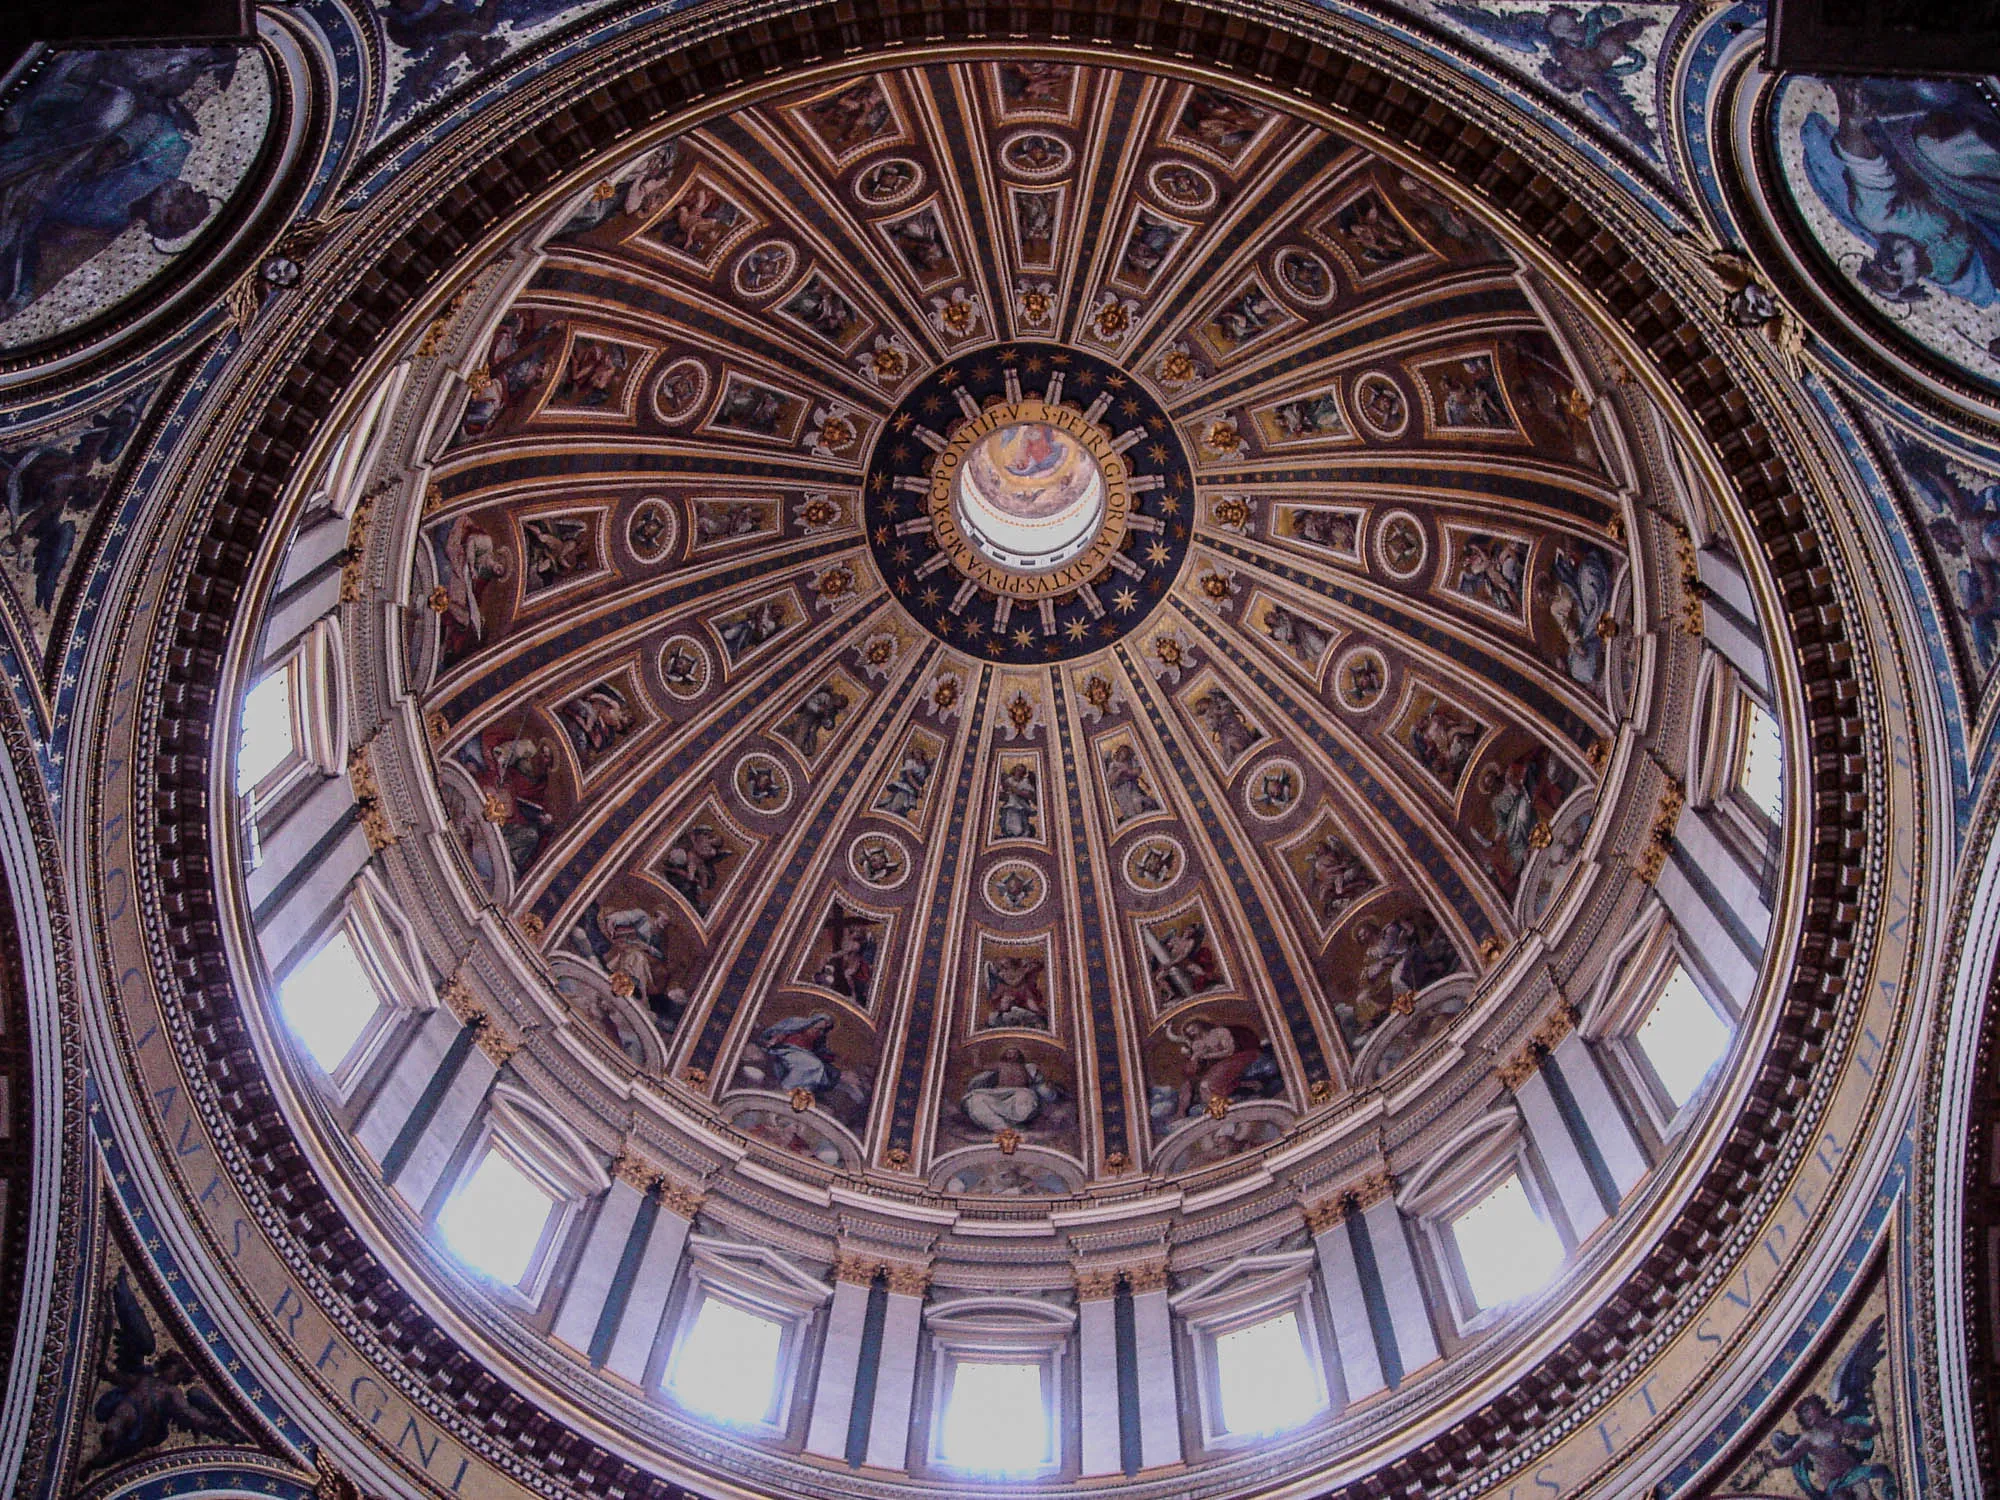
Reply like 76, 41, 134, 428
1799, 78, 2000, 314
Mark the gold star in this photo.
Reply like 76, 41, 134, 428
1112, 586, 1139, 613
1014, 626, 1036, 648
1065, 617, 1090, 640
1106, 374, 1128, 389
998, 348, 1018, 361
1099, 619, 1120, 636
895, 576, 913, 595
935, 366, 958, 385
1148, 442, 1170, 464
1173, 523, 1188, 537
1121, 396, 1142, 416
1146, 540, 1171, 565
1025, 355, 1045, 372
1148, 414, 1165, 431
922, 394, 943, 413
870, 471, 888, 492
962, 615, 985, 637
893, 411, 913, 430
893, 443, 911, 461
892, 544, 912, 565
1043, 642, 1062, 657
986, 639, 1006, 656
1159, 495, 1182, 516
972, 363, 993, 382
1170, 472, 1187, 490
1075, 368, 1097, 387
874, 525, 891, 545
920, 585, 943, 608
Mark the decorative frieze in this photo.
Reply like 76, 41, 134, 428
1073, 1265, 1120, 1301
338, 481, 385, 604
1636, 777, 1686, 884
347, 738, 397, 853
437, 969, 519, 1066
834, 1250, 882, 1286
1499, 1002, 1582, 1091
612, 1151, 661, 1194
657, 1177, 707, 1221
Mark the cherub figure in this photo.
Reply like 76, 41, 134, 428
82, 1269, 244, 1474
1434, 4, 1659, 156
1736, 1317, 1897, 1500
984, 954, 1050, 1030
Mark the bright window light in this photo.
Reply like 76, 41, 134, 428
940, 1360, 1048, 1472
667, 1297, 784, 1426
436, 1147, 556, 1287
1738, 699, 1783, 822
238, 669, 295, 794
1214, 1310, 1324, 1436
1637, 964, 1732, 1109
278, 930, 381, 1072
1453, 1174, 1564, 1311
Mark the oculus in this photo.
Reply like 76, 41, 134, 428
953, 420, 1107, 573
864, 342, 1192, 662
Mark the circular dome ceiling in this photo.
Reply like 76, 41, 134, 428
194, 44, 1828, 1500
387, 58, 1654, 1194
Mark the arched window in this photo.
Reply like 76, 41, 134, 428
1448, 1173, 1564, 1313
277, 929, 383, 1076
437, 1142, 564, 1288
1735, 695, 1783, 825
434, 1087, 606, 1300
1404, 1112, 1571, 1330
667, 1295, 788, 1426
1634, 962, 1734, 1112
1170, 1250, 1331, 1449
923, 1297, 1075, 1475
660, 1239, 830, 1437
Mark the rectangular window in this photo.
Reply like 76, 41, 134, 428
1737, 698, 1783, 823
666, 1296, 786, 1427
1636, 963, 1732, 1109
238, 667, 296, 795
278, 930, 383, 1073
1213, 1310, 1324, 1436
939, 1360, 1049, 1473
1452, 1173, 1564, 1311
436, 1147, 557, 1287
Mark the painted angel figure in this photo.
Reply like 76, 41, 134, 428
1166, 1015, 1272, 1118
595, 904, 681, 1022
984, 955, 1050, 1030
1893, 439, 2000, 670
1735, 1317, 1897, 1500
1544, 539, 1615, 684
994, 761, 1041, 840
0, 383, 147, 612
1434, 4, 1658, 156
81, 1269, 244, 1474
1798, 78, 2000, 313
876, 741, 935, 817
960, 1046, 1062, 1133
436, 516, 511, 659
1455, 535, 1526, 614
1103, 743, 1162, 822
1193, 686, 1262, 760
